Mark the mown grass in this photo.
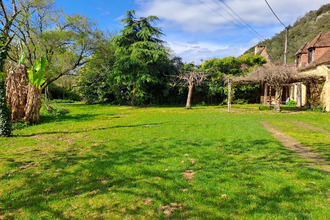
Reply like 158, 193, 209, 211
0, 103, 329, 219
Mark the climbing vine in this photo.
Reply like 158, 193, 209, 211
0, 19, 13, 136
0, 0, 18, 137
0, 32, 12, 136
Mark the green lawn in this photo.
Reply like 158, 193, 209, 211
0, 104, 329, 219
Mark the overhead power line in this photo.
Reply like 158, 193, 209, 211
264, 0, 288, 65
212, 0, 260, 40
218, 0, 265, 40
198, 0, 264, 41
264, 0, 286, 28
197, 0, 237, 26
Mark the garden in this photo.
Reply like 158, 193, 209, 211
1, 1, 329, 219
0, 103, 329, 219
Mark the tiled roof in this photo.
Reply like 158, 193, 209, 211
298, 50, 330, 71
295, 42, 309, 55
308, 31, 330, 48
295, 32, 330, 55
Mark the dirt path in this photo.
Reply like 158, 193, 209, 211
261, 121, 330, 173
290, 121, 330, 135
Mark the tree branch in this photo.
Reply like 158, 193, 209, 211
0, 1, 9, 23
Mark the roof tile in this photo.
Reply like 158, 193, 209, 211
308, 31, 330, 48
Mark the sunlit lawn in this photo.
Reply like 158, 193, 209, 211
0, 103, 329, 219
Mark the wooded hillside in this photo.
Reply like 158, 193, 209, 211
245, 3, 330, 62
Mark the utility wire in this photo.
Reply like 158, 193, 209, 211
264, 0, 286, 28
198, 0, 237, 26
218, 0, 265, 40
264, 0, 288, 65
212, 0, 261, 40
198, 0, 264, 41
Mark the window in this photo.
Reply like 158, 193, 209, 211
297, 55, 301, 67
308, 48, 315, 64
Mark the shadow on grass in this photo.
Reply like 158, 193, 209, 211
40, 113, 100, 124
11, 113, 101, 132
258, 105, 309, 112
0, 136, 327, 218
17, 122, 165, 138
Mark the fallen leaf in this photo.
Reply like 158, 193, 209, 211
143, 198, 153, 205
183, 170, 195, 181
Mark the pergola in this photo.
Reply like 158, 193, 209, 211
226, 67, 326, 112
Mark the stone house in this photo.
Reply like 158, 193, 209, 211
250, 46, 274, 64
255, 32, 330, 110
253, 46, 294, 105
291, 31, 330, 111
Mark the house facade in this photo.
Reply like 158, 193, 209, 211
251, 46, 274, 64
292, 32, 330, 111
253, 46, 293, 105
255, 32, 330, 111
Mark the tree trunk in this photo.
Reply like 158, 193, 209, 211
274, 86, 283, 112
131, 80, 136, 106
263, 84, 268, 105
296, 83, 302, 107
24, 84, 42, 123
228, 81, 231, 113
5, 64, 28, 122
186, 83, 195, 109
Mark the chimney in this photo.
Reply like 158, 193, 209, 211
255, 46, 266, 55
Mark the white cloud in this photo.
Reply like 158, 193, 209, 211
135, 0, 328, 63
165, 38, 259, 64
136, 0, 328, 33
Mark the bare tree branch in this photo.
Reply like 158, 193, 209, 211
172, 70, 209, 109
0, 0, 9, 23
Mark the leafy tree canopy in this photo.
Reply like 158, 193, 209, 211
111, 10, 169, 105
6, 0, 101, 89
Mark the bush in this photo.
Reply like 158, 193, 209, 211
11, 120, 30, 130
232, 99, 247, 104
53, 108, 70, 116
52, 99, 75, 103
309, 103, 327, 113
47, 83, 81, 101
286, 100, 297, 107
41, 104, 70, 117
259, 105, 274, 110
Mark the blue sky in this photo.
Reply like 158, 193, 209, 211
55, 0, 328, 63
